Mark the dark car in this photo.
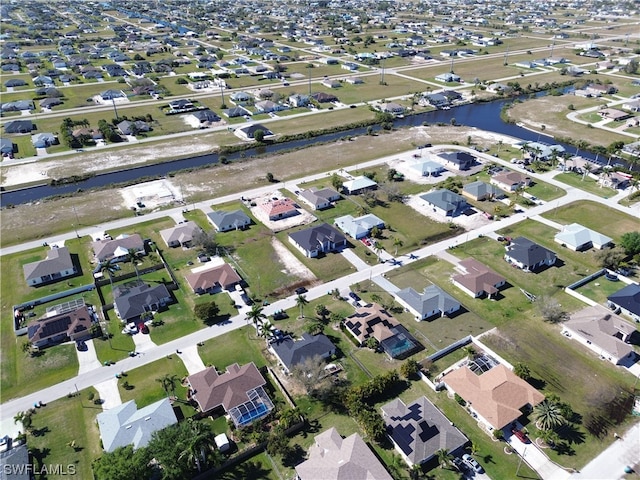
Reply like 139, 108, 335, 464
294, 287, 307, 295
511, 428, 530, 444
76, 340, 87, 351
349, 291, 361, 302
452, 457, 468, 473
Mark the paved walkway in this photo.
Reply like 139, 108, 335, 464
571, 422, 640, 480
94, 377, 122, 410
77, 339, 102, 375
531, 214, 564, 231
371, 275, 400, 294
340, 248, 370, 271
178, 345, 206, 375
507, 431, 571, 480
132, 332, 158, 353
435, 249, 463, 266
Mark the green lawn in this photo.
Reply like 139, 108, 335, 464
117, 356, 190, 409
542, 200, 639, 243
575, 275, 629, 304
26, 387, 102, 480
553, 172, 618, 198
197, 328, 267, 370
93, 320, 136, 364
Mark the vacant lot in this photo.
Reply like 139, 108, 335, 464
541, 200, 638, 242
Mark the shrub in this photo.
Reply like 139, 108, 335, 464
455, 393, 466, 406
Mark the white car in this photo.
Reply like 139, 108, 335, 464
462, 454, 484, 473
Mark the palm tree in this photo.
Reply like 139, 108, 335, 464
393, 237, 403, 256
156, 374, 180, 398
258, 320, 273, 339
582, 162, 592, 181
99, 258, 118, 288
315, 304, 329, 322
373, 241, 384, 262
21, 341, 33, 357
245, 304, 266, 335
178, 421, 213, 473
124, 248, 144, 281
371, 293, 382, 304
533, 400, 565, 430
435, 448, 452, 469
296, 294, 309, 319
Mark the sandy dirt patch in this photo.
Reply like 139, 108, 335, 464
249, 192, 317, 233
119, 179, 184, 210
270, 237, 315, 281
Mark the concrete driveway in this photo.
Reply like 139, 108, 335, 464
178, 345, 206, 375
77, 339, 102, 375
132, 331, 157, 353
506, 430, 570, 480
94, 377, 122, 410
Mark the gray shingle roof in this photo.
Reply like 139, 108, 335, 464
420, 189, 467, 214
23, 246, 74, 282
97, 398, 177, 452
396, 285, 460, 318
270, 333, 335, 371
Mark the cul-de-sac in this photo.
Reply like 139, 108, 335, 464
1, 1, 640, 479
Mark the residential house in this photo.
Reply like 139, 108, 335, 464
437, 151, 475, 170
395, 285, 461, 320
295, 428, 393, 480
321, 79, 341, 89
27, 304, 95, 348
490, 171, 531, 192
1, 100, 34, 112
420, 189, 469, 217
435, 72, 461, 82
289, 94, 310, 108
113, 283, 173, 322
40, 97, 63, 109
23, 246, 76, 287
4, 78, 28, 88
378, 102, 405, 116
99, 89, 126, 101
345, 77, 364, 85
0, 444, 30, 480
334, 213, 384, 239
421, 93, 449, 109
288, 223, 347, 258
234, 123, 274, 141
269, 333, 336, 374
207, 210, 251, 232
562, 305, 635, 365
229, 91, 253, 106
585, 83, 615, 96
608, 284, 640, 321
381, 396, 468, 467
260, 198, 298, 221
117, 120, 151, 136
159, 221, 201, 248
462, 181, 505, 201
598, 108, 631, 122
31, 133, 58, 148
187, 363, 274, 427
92, 234, 145, 263
599, 171, 631, 189
298, 187, 340, 210
185, 263, 242, 294
168, 99, 194, 112
409, 160, 445, 177
184, 109, 221, 128
452, 258, 506, 298
504, 237, 557, 272
97, 398, 177, 452
343, 303, 421, 359
4, 120, 34, 134
255, 100, 280, 113
0, 138, 14, 156
342, 176, 378, 195
441, 363, 544, 431
554, 223, 612, 251
311, 92, 338, 103
224, 106, 252, 118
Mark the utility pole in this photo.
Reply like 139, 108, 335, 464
504, 44, 509, 65
219, 83, 225, 107
380, 57, 385, 85
111, 97, 119, 120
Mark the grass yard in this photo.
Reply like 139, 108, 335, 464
214, 451, 280, 479
148, 287, 203, 345
574, 274, 628, 304
117, 356, 189, 408
482, 319, 637, 470
93, 317, 136, 364
542, 200, 638, 242
553, 172, 618, 198
268, 106, 375, 135
27, 387, 102, 480
197, 328, 267, 370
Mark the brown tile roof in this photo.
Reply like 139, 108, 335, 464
442, 364, 544, 429
295, 428, 393, 480
452, 258, 505, 296
91, 234, 144, 262
492, 171, 529, 187
187, 363, 266, 413
27, 305, 93, 347
344, 303, 399, 344
185, 263, 241, 292
260, 198, 297, 218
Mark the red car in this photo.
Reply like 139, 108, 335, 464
138, 323, 149, 334
511, 428, 530, 444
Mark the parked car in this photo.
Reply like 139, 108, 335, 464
462, 454, 484, 473
138, 323, 149, 334
294, 287, 307, 295
452, 457, 469, 473
76, 340, 87, 351
349, 291, 361, 302
511, 428, 530, 444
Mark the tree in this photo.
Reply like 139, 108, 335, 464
93, 445, 152, 480
124, 248, 144, 281
291, 355, 329, 395
156, 374, 180, 398
365, 337, 379, 350
253, 129, 265, 142
178, 420, 218, 474
315, 304, 329, 322
304, 319, 325, 335
331, 173, 344, 192
21, 341, 33, 357
536, 296, 567, 323
266, 425, 290, 457
620, 231, 640, 256
373, 241, 384, 262
258, 320, 273, 339
245, 304, 267, 334
435, 448, 452, 469
594, 246, 625, 270
533, 400, 565, 430
513, 362, 531, 380
194, 301, 220, 324
400, 359, 421, 380
393, 237, 403, 256
99, 258, 119, 288
296, 294, 309, 318
192, 229, 217, 256
370, 225, 382, 239
265, 172, 275, 183
624, 58, 639, 74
